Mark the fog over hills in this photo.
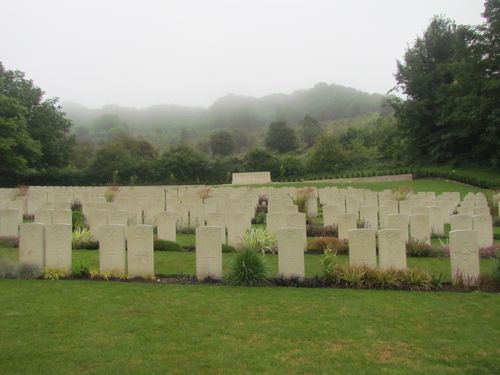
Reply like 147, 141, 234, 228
63, 82, 388, 131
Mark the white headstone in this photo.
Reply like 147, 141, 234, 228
337, 213, 357, 240
472, 215, 493, 248
348, 229, 376, 267
19, 223, 45, 268
378, 229, 407, 270
127, 225, 154, 278
409, 214, 430, 245
156, 212, 177, 242
45, 224, 72, 272
449, 230, 480, 285
277, 227, 305, 280
99, 224, 126, 274
0, 208, 20, 237
195, 226, 223, 280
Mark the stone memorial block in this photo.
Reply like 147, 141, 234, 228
53, 209, 72, 225
19, 223, 45, 268
386, 214, 409, 242
378, 229, 407, 270
99, 225, 126, 274
0, 208, 20, 237
226, 212, 251, 248
306, 196, 318, 217
449, 214, 473, 231
449, 230, 479, 285
195, 226, 223, 280
277, 227, 305, 280
409, 214, 430, 245
337, 213, 357, 240
127, 225, 154, 278
45, 224, 72, 272
359, 205, 378, 229
205, 212, 226, 244
156, 212, 177, 242
287, 212, 307, 250
323, 205, 340, 226
348, 229, 376, 267
34, 209, 53, 225
427, 206, 444, 235
472, 215, 493, 248
266, 213, 288, 237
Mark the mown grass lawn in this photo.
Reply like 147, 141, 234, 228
0, 279, 499, 375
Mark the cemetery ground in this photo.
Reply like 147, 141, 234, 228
1, 177, 500, 374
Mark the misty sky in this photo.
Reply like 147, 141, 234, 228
1, 0, 486, 108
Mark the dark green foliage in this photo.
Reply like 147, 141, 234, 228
72, 210, 86, 230
393, 5, 500, 167
300, 115, 323, 148
156, 145, 208, 184
265, 120, 298, 154
209, 130, 235, 156
154, 239, 182, 252
224, 249, 268, 286
306, 134, 346, 173
222, 244, 236, 253
243, 148, 280, 176
72, 260, 91, 279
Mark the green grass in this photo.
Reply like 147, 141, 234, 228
1, 248, 497, 282
0, 280, 499, 374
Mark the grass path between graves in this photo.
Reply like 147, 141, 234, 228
0, 279, 499, 375
0, 247, 497, 282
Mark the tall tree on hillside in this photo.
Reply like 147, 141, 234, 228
209, 130, 235, 156
0, 62, 74, 169
265, 120, 298, 154
300, 115, 323, 148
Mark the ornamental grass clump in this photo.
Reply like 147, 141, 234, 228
240, 227, 276, 254
224, 248, 268, 286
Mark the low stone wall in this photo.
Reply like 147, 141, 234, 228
304, 174, 413, 184
232, 172, 272, 185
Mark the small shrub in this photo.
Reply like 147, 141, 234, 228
72, 210, 86, 230
240, 227, 276, 254
0, 236, 19, 248
224, 249, 268, 286
104, 186, 120, 202
479, 244, 499, 259
252, 211, 266, 225
177, 225, 196, 234
17, 262, 42, 279
154, 239, 182, 251
336, 266, 366, 287
91, 271, 128, 281
72, 228, 99, 250
406, 240, 433, 257
313, 237, 349, 255
71, 199, 82, 211
72, 261, 91, 279
431, 273, 446, 290
320, 249, 338, 280
43, 268, 68, 280
23, 214, 34, 222
401, 268, 432, 291
0, 258, 17, 278
306, 223, 337, 237
493, 217, 500, 227
222, 244, 236, 253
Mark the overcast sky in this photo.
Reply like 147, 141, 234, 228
1, 0, 486, 108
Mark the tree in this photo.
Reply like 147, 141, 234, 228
265, 120, 298, 154
306, 134, 346, 173
0, 94, 42, 175
209, 130, 235, 156
87, 137, 158, 184
243, 148, 280, 177
0, 62, 74, 169
156, 145, 208, 184
300, 115, 323, 148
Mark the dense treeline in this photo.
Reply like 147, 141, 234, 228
1, 1, 498, 187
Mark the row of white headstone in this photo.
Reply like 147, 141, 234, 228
17, 223, 482, 285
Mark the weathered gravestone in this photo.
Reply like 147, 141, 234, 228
359, 205, 378, 229
337, 213, 357, 240
323, 205, 340, 227
409, 214, 430, 245
205, 212, 226, 245
34, 209, 53, 225
127, 225, 154, 278
277, 227, 305, 280
195, 226, 223, 280
449, 214, 473, 231
449, 230, 479, 286
0, 208, 20, 237
156, 212, 177, 242
45, 224, 72, 272
472, 215, 493, 248
386, 214, 409, 242
348, 229, 376, 267
287, 212, 307, 250
378, 229, 406, 270
53, 209, 72, 225
226, 212, 251, 248
19, 223, 45, 268
99, 224, 126, 274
